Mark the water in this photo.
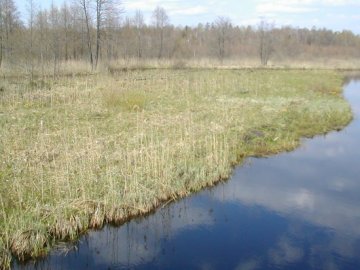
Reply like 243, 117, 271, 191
16, 80, 360, 270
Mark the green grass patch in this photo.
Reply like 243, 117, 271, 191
102, 88, 149, 111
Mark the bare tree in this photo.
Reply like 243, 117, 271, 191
0, 0, 20, 68
94, 0, 122, 69
0, 0, 4, 68
50, 3, 61, 77
94, 0, 102, 68
103, 2, 121, 61
61, 2, 70, 61
152, 6, 169, 59
69, 3, 83, 60
259, 19, 273, 66
214, 16, 231, 62
26, 0, 36, 78
78, 0, 93, 69
133, 9, 144, 59
172, 26, 192, 59
35, 9, 49, 77
120, 17, 132, 59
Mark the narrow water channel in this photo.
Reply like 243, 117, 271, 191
16, 79, 360, 270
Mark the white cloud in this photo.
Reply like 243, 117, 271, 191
123, 0, 208, 14
322, 0, 360, 5
235, 258, 261, 270
118, 0, 360, 34
169, 6, 208, 16
269, 237, 304, 265
123, 0, 182, 12
256, 0, 360, 15
256, 0, 316, 14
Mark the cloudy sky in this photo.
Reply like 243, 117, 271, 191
15, 0, 360, 33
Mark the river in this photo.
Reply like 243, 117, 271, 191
16, 78, 360, 270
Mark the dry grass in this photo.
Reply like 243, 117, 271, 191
1, 57, 360, 78
0, 69, 352, 269
104, 57, 360, 70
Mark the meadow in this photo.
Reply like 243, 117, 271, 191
0, 68, 352, 269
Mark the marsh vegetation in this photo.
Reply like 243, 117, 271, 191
0, 69, 353, 268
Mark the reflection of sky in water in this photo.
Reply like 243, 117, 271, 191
15, 81, 360, 270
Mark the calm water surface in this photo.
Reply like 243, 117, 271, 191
16, 80, 360, 270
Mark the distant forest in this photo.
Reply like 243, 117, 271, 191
1, 0, 360, 72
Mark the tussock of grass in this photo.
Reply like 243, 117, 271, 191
102, 88, 148, 111
0, 69, 352, 269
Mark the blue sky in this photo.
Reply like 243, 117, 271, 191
15, 0, 360, 34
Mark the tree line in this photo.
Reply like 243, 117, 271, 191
1, 0, 360, 74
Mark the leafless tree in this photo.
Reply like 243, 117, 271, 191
214, 16, 231, 62
26, 0, 36, 78
0, 0, 20, 68
94, 0, 102, 68
103, 2, 121, 61
152, 6, 169, 59
94, 0, 122, 68
34, 9, 48, 76
78, 0, 93, 69
259, 19, 273, 66
61, 2, 70, 61
0, 0, 4, 68
133, 10, 144, 59
69, 3, 83, 60
50, 3, 61, 77
119, 16, 132, 59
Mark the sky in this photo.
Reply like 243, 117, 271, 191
14, 0, 360, 34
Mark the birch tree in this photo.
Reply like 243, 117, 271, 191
133, 10, 144, 59
152, 6, 169, 59
79, 0, 93, 68
259, 19, 273, 66
26, 0, 36, 78
0, 0, 4, 68
94, 0, 122, 68
214, 16, 231, 62
0, 0, 20, 68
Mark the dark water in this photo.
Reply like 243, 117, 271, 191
16, 80, 360, 270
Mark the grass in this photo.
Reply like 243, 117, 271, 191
1, 57, 360, 78
0, 69, 353, 269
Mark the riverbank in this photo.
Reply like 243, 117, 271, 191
0, 69, 352, 269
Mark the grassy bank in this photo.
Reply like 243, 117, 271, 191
0, 69, 352, 269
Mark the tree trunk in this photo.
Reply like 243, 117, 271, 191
82, 1, 93, 70
0, 37, 3, 69
137, 29, 142, 58
158, 28, 163, 59
95, 0, 101, 69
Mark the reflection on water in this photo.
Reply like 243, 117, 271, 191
16, 80, 360, 270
